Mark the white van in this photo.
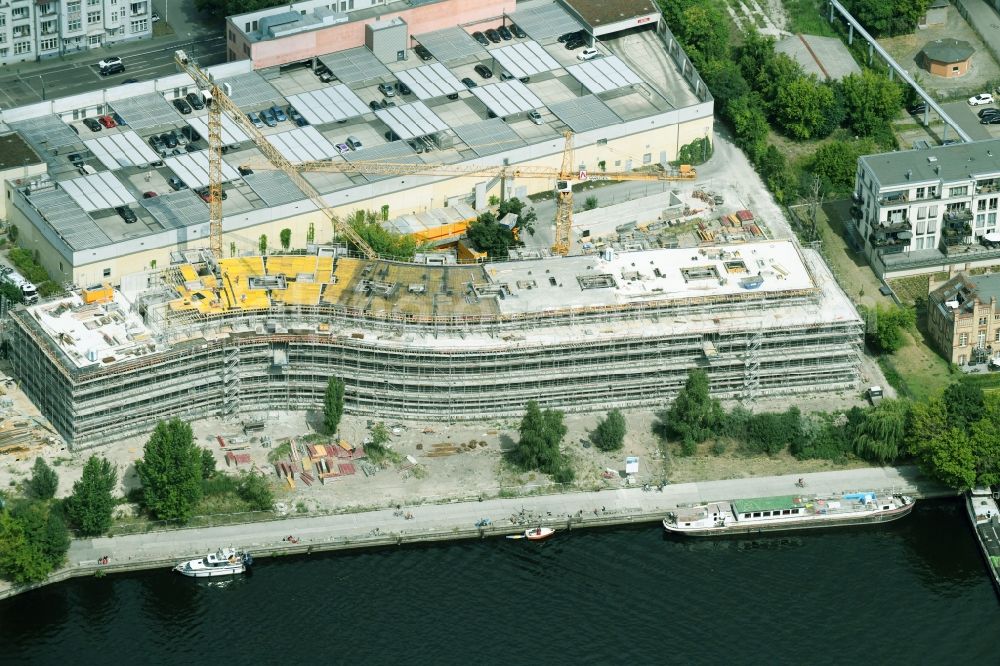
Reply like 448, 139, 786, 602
347, 135, 363, 151
78, 164, 98, 176
577, 48, 601, 61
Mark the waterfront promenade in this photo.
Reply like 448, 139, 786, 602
0, 465, 952, 600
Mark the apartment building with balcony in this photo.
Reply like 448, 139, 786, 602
928, 271, 1000, 366
0, 0, 151, 66
853, 139, 1000, 279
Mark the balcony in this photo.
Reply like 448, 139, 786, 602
870, 229, 912, 253
942, 222, 973, 247
878, 191, 908, 205
944, 209, 973, 224
878, 219, 911, 234
975, 180, 1000, 195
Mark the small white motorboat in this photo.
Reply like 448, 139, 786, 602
173, 547, 253, 578
524, 527, 555, 541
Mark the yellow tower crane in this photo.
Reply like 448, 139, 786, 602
172, 50, 377, 259
243, 132, 696, 256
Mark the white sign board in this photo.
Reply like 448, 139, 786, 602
625, 456, 639, 475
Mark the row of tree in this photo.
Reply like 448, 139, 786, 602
659, 369, 1000, 490
466, 198, 538, 259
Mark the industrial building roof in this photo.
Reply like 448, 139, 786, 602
565, 56, 643, 94
860, 138, 1000, 188
414, 27, 486, 63
61, 172, 136, 212
509, 2, 584, 40
561, 0, 659, 30
9, 6, 705, 255
0, 132, 44, 171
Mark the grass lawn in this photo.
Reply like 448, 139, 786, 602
782, 0, 837, 36
878, 330, 953, 400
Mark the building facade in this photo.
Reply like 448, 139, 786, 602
927, 272, 1000, 365
853, 139, 1000, 278
0, 0, 151, 66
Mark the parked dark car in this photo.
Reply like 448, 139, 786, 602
397, 81, 412, 95
260, 108, 277, 127
565, 37, 586, 50
414, 44, 433, 61
115, 206, 137, 224
497, 25, 512, 41
982, 115, 1000, 125
558, 30, 582, 43
461, 77, 477, 89
68, 153, 84, 167
149, 136, 165, 152
908, 103, 927, 115
238, 166, 254, 176
143, 191, 158, 199
186, 92, 205, 110
485, 28, 501, 43
181, 125, 202, 142
168, 176, 186, 191
160, 132, 178, 148
288, 106, 308, 126
510, 23, 527, 38
384, 130, 399, 142
83, 118, 102, 132
172, 98, 192, 114
100, 62, 125, 76
977, 107, 1000, 118
369, 100, 382, 111
121, 78, 139, 85
472, 31, 489, 46
474, 64, 493, 79
111, 112, 126, 126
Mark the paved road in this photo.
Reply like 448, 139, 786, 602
0, 23, 226, 109
940, 101, 993, 142
67, 465, 946, 568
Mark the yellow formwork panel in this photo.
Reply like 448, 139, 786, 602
279, 282, 322, 306
219, 256, 265, 279
266, 255, 318, 277
179, 264, 199, 283
322, 257, 363, 303
315, 256, 334, 284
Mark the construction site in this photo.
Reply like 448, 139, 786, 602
5, 239, 864, 449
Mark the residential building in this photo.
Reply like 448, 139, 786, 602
853, 139, 1000, 279
0, 0, 152, 66
928, 271, 1000, 365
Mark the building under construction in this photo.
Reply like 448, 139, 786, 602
7, 240, 863, 449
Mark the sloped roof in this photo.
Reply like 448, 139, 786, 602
921, 38, 974, 63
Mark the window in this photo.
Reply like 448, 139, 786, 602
87, 11, 101, 24
926, 235, 935, 248
950, 186, 969, 197
88, 0, 100, 5
916, 238, 925, 250
11, 7, 27, 19
13, 41, 31, 54
88, 34, 100, 45
952, 66, 960, 74
916, 187, 925, 199
13, 26, 30, 37
0, 13, 6, 27
917, 219, 926, 234
228, 30, 234, 42
990, 213, 997, 225
68, 19, 81, 30
130, 2, 144, 13
929, 205, 939, 217
0, 48, 7, 58
917, 206, 927, 220
960, 333, 969, 346
995, 331, 1000, 342
991, 197, 999, 210
130, 19, 147, 32
979, 199, 987, 211
68, 1, 81, 11
642, 153, 651, 164
980, 317, 988, 326
0, 34, 6, 44
977, 214, 986, 228
39, 37, 57, 50
41, 20, 56, 34
103, 268, 111, 278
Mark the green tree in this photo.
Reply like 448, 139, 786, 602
0, 280, 23, 305
676, 4, 729, 67
347, 212, 417, 259
839, 71, 903, 137
366, 422, 392, 463
0, 511, 49, 584
970, 415, 1000, 487
467, 213, 514, 257
65, 456, 117, 536
511, 401, 569, 476
744, 407, 803, 455
864, 304, 916, 353
25, 457, 59, 500
727, 95, 769, 159
809, 139, 877, 192
593, 409, 627, 451
135, 419, 202, 523
324, 377, 345, 435
258, 234, 267, 254
279, 228, 291, 251
498, 197, 537, 238
943, 381, 984, 432
201, 449, 217, 480
852, 399, 909, 463
758, 145, 795, 204
11, 500, 69, 570
584, 195, 599, 211
660, 370, 724, 455
236, 472, 274, 511
773, 76, 837, 140
700, 59, 749, 113
920, 427, 977, 489
306, 221, 315, 246
846, 0, 930, 36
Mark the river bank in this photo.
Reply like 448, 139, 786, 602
0, 465, 953, 601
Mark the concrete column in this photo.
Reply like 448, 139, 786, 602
848, 25, 853, 45
923, 108, 929, 125
888, 67, 894, 81
868, 43, 873, 65
829, 2, 834, 22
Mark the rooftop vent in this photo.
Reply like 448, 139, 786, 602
928, 156, 938, 164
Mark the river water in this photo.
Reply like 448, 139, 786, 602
1, 499, 997, 665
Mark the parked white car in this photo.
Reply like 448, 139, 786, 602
969, 93, 994, 106
577, 47, 601, 61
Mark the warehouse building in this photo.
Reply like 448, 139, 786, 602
2, 0, 712, 288
6, 240, 864, 448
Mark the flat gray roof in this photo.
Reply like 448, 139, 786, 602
28, 187, 112, 250
547, 94, 621, 132
510, 2, 584, 40
187, 115, 249, 147
414, 27, 486, 63
565, 56, 643, 94
268, 125, 340, 163
141, 190, 208, 230
110, 94, 182, 132
861, 138, 1000, 188
9, 115, 81, 156
244, 170, 303, 207
164, 152, 241, 189
343, 140, 421, 181
374, 101, 449, 140
451, 119, 526, 157
396, 63, 466, 100
285, 84, 369, 125
490, 41, 561, 80
218, 72, 284, 109
84, 131, 160, 170
61, 172, 136, 212
469, 80, 544, 118
319, 47, 391, 86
